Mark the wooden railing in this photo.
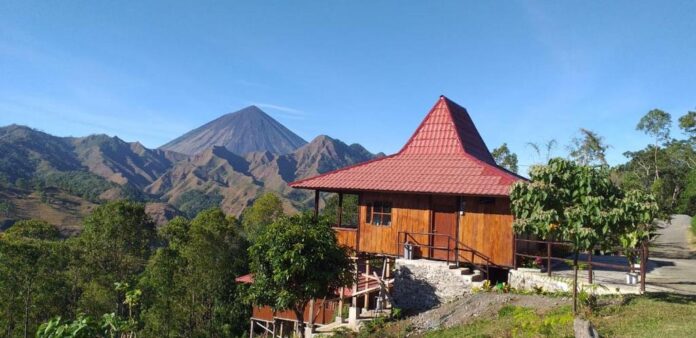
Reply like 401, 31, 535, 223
396, 231, 494, 278
513, 237, 648, 292
332, 227, 358, 250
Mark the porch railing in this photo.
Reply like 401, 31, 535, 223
513, 237, 648, 292
396, 231, 494, 278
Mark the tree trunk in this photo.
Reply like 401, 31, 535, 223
294, 305, 306, 338
654, 142, 660, 180
573, 251, 579, 314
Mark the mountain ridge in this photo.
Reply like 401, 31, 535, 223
0, 111, 378, 229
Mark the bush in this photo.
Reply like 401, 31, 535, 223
691, 216, 696, 236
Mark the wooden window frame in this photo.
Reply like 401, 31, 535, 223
366, 201, 392, 226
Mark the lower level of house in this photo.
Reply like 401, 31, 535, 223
327, 191, 515, 268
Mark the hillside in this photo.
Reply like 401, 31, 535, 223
159, 105, 308, 155
0, 115, 377, 230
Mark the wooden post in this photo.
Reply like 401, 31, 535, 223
364, 259, 371, 309
588, 251, 593, 284
314, 190, 320, 221
640, 241, 647, 293
337, 193, 343, 227
272, 319, 277, 337
352, 260, 358, 307
249, 319, 254, 338
512, 233, 517, 269
308, 299, 315, 333
547, 242, 552, 277
338, 287, 344, 323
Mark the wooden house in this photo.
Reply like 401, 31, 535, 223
291, 95, 524, 268
242, 96, 525, 336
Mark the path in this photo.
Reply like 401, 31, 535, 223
645, 215, 696, 294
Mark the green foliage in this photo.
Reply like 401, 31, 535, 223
616, 140, 695, 214
5, 219, 62, 240
40, 171, 115, 203
73, 201, 155, 316
691, 216, 696, 237
0, 221, 70, 337
511, 158, 658, 252
35, 312, 131, 338
637, 109, 672, 145
322, 194, 359, 227
678, 111, 696, 139
568, 128, 609, 166
241, 192, 284, 240
0, 199, 16, 217
138, 208, 249, 337
172, 189, 223, 219
492, 143, 519, 173
246, 212, 354, 334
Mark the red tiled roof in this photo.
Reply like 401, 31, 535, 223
290, 96, 525, 196
235, 274, 254, 284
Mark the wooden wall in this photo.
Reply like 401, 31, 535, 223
458, 196, 514, 267
252, 298, 339, 325
333, 227, 357, 251
358, 192, 431, 257
354, 192, 514, 267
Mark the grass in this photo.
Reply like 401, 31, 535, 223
422, 293, 696, 338
590, 293, 696, 338
424, 305, 574, 338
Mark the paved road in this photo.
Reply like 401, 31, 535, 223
646, 215, 696, 294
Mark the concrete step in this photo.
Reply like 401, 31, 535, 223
460, 269, 483, 283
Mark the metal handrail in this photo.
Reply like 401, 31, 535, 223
397, 231, 495, 278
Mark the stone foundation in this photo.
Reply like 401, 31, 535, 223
392, 259, 471, 312
508, 268, 572, 293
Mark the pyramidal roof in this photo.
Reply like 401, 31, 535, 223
290, 96, 524, 196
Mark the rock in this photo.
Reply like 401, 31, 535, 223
573, 318, 599, 338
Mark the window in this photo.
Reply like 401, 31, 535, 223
366, 201, 392, 226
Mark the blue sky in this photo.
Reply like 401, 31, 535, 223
1, 1, 695, 171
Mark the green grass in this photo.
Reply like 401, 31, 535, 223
422, 293, 696, 338
424, 305, 574, 338
590, 293, 696, 338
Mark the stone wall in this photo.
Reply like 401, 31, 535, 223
392, 259, 470, 312
508, 268, 572, 293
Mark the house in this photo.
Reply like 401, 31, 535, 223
291, 95, 524, 268
242, 96, 524, 336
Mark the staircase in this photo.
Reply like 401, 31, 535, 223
448, 262, 485, 284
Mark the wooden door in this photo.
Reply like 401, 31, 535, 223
431, 196, 458, 260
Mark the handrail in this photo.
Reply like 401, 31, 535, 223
513, 237, 648, 292
396, 231, 495, 278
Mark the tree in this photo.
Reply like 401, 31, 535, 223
172, 190, 223, 219
491, 143, 519, 173
0, 220, 70, 338
241, 192, 284, 240
568, 128, 609, 166
73, 200, 156, 317
139, 209, 249, 337
321, 194, 359, 227
637, 109, 672, 179
246, 212, 354, 337
526, 139, 557, 164
511, 158, 658, 312
678, 110, 696, 139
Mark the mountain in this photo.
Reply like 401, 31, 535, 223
147, 135, 375, 215
0, 111, 378, 231
159, 105, 308, 156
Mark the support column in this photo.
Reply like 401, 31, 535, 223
314, 190, 320, 221
308, 298, 315, 333
337, 193, 343, 227
337, 287, 344, 323
363, 259, 370, 313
